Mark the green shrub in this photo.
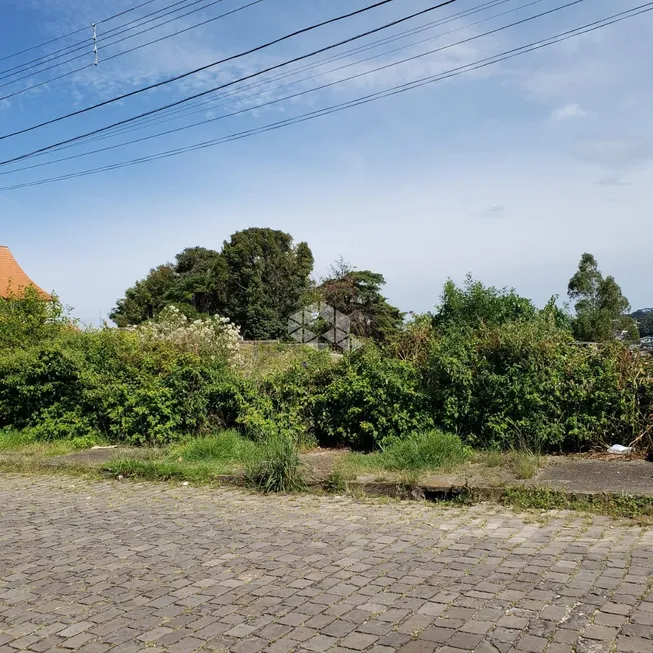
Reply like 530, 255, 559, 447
312, 347, 433, 450
423, 314, 651, 452
0, 329, 243, 446
0, 345, 85, 430
433, 276, 539, 331
0, 287, 69, 349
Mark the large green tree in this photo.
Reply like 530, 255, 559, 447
221, 228, 314, 339
111, 229, 314, 339
567, 253, 638, 342
165, 247, 227, 316
317, 258, 403, 343
110, 264, 177, 327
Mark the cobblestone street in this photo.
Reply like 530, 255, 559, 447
1, 475, 653, 653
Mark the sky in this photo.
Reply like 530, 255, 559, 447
0, 0, 651, 324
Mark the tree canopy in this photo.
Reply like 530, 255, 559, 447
111, 228, 313, 339
110, 264, 177, 327
221, 228, 314, 339
317, 258, 404, 343
567, 253, 638, 342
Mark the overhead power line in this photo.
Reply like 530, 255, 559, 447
0, 0, 227, 86
0, 0, 650, 192
0, 0, 164, 64
1, 0, 559, 172
0, 0, 265, 103
0, 0, 412, 131
71, 0, 537, 151
0, 0, 460, 160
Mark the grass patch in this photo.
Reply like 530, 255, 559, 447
326, 430, 471, 492
171, 430, 260, 465
474, 449, 504, 468
0, 428, 104, 457
502, 486, 653, 518
379, 431, 471, 472
104, 457, 237, 484
509, 450, 542, 480
334, 430, 471, 481
104, 430, 264, 483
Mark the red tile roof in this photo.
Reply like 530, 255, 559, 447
0, 246, 51, 300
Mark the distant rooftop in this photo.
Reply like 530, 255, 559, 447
0, 246, 51, 300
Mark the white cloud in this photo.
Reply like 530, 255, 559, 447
553, 103, 587, 120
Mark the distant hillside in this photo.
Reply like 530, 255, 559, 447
630, 308, 653, 337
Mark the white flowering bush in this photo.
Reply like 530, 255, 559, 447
132, 306, 243, 365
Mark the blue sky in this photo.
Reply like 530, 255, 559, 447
0, 0, 651, 323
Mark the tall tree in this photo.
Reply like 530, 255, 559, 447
165, 247, 227, 316
567, 253, 638, 342
318, 258, 403, 343
111, 264, 177, 327
221, 228, 314, 339
111, 230, 312, 337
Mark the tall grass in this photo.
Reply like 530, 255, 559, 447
378, 430, 471, 472
334, 430, 471, 481
172, 430, 259, 464
509, 450, 542, 479
244, 434, 305, 493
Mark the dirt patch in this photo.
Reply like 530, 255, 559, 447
300, 448, 348, 482
50, 447, 135, 465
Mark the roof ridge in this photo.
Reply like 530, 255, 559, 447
0, 246, 51, 300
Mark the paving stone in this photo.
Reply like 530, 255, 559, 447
497, 615, 529, 629
263, 639, 296, 653
303, 634, 337, 652
60, 633, 95, 649
263, 639, 295, 653
377, 632, 411, 648
616, 635, 653, 653
0, 476, 652, 653
594, 612, 628, 627
545, 645, 573, 653
583, 625, 618, 641
339, 632, 378, 650
602, 603, 632, 615
166, 637, 204, 653
516, 634, 548, 652
448, 631, 483, 649
460, 620, 493, 635
231, 637, 268, 653
420, 626, 455, 643
57, 622, 94, 639
321, 620, 357, 638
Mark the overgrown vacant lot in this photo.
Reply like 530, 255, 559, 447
1, 275, 651, 499
1, 474, 653, 653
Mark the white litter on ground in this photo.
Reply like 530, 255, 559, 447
607, 444, 633, 454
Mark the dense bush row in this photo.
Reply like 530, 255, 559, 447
1, 284, 651, 453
